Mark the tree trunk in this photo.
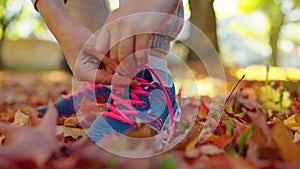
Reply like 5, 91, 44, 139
0, 25, 7, 69
269, 12, 284, 66
0, 38, 3, 69
187, 0, 219, 61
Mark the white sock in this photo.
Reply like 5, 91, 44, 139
148, 56, 173, 87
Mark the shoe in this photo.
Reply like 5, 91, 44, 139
36, 82, 111, 116
87, 66, 182, 144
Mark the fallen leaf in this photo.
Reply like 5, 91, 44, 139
0, 102, 60, 168
0, 110, 16, 122
124, 123, 157, 138
199, 144, 225, 155
283, 114, 300, 131
64, 115, 80, 128
248, 112, 274, 148
293, 100, 300, 123
272, 119, 300, 163
199, 100, 209, 119
239, 88, 260, 109
207, 134, 233, 149
56, 126, 85, 140
229, 155, 257, 169
13, 110, 29, 126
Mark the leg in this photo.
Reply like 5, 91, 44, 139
36, 0, 112, 115
60, 0, 111, 73
64, 0, 110, 32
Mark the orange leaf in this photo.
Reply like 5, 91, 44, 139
0, 110, 16, 122
199, 144, 225, 155
248, 112, 274, 148
272, 119, 300, 163
208, 134, 233, 149
293, 100, 300, 123
0, 102, 59, 167
124, 123, 157, 138
199, 100, 209, 118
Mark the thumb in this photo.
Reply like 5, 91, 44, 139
95, 69, 137, 86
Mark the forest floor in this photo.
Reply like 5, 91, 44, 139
0, 70, 300, 169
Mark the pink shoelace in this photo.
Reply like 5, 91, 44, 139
63, 82, 103, 100
101, 66, 175, 144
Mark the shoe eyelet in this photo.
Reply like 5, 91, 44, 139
142, 102, 147, 107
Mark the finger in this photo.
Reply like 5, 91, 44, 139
84, 42, 105, 61
95, 69, 136, 86
39, 101, 58, 134
135, 34, 152, 67
118, 37, 134, 64
102, 56, 118, 72
117, 37, 135, 76
80, 50, 117, 73
118, 54, 139, 78
95, 28, 110, 60
109, 34, 120, 64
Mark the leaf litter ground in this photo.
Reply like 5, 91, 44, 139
0, 71, 300, 169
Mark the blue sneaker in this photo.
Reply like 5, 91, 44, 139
36, 82, 111, 116
87, 66, 181, 144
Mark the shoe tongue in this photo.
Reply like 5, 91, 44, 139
136, 69, 153, 82
109, 69, 153, 111
110, 86, 131, 111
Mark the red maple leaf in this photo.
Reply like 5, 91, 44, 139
0, 102, 60, 168
293, 100, 300, 123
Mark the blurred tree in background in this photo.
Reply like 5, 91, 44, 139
186, 0, 300, 67
0, 0, 48, 69
0, 0, 22, 68
187, 0, 219, 61
1, 0, 300, 69
238, 0, 300, 66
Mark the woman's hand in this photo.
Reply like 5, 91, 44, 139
36, 0, 134, 85
94, 0, 181, 77
74, 36, 135, 85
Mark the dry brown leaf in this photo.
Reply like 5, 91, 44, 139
199, 100, 209, 119
56, 126, 85, 140
199, 144, 225, 156
124, 123, 157, 138
272, 119, 300, 163
229, 155, 257, 169
248, 112, 274, 148
13, 110, 29, 126
293, 100, 300, 123
0, 102, 60, 168
0, 110, 16, 122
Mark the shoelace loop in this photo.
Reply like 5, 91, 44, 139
101, 77, 155, 125
63, 82, 103, 100
101, 66, 175, 145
